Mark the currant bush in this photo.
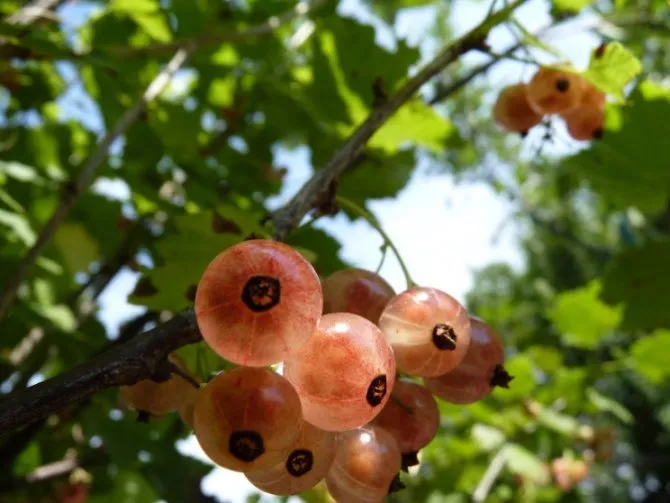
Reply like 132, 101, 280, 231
193, 366, 302, 472
378, 287, 471, 377
284, 312, 396, 431
194, 239, 323, 366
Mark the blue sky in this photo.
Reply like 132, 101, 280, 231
47, 0, 600, 501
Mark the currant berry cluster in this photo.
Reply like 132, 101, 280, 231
494, 65, 607, 141
120, 239, 512, 501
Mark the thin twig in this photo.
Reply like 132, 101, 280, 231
473, 447, 508, 502
0, 48, 190, 321
112, 0, 328, 57
272, 0, 529, 239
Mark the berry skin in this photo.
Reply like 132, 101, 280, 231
322, 268, 395, 324
195, 239, 323, 367
284, 312, 396, 432
179, 386, 199, 428
193, 367, 302, 472
378, 287, 471, 377
575, 78, 606, 111
563, 104, 605, 141
493, 84, 544, 135
119, 354, 194, 415
423, 316, 512, 404
326, 425, 402, 503
245, 420, 336, 495
527, 67, 583, 115
370, 379, 439, 459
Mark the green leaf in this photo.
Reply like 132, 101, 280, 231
338, 150, 415, 207
110, 0, 172, 42
586, 387, 634, 424
548, 280, 622, 349
583, 42, 642, 102
286, 226, 349, 277
370, 100, 456, 154
12, 441, 41, 477
504, 444, 550, 485
471, 424, 506, 452
496, 354, 536, 400
89, 471, 160, 503
0, 209, 35, 246
564, 81, 670, 214
53, 223, 100, 274
553, 0, 593, 12
629, 330, 670, 384
601, 240, 670, 330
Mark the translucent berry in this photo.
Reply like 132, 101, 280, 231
193, 367, 302, 472
378, 287, 471, 377
322, 268, 395, 324
179, 386, 200, 428
563, 104, 604, 141
326, 425, 402, 503
195, 239, 323, 366
245, 420, 336, 495
370, 379, 439, 459
284, 313, 396, 432
119, 354, 195, 415
527, 67, 583, 115
575, 78, 606, 111
493, 83, 544, 135
423, 316, 512, 404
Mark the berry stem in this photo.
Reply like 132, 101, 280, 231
169, 363, 202, 390
335, 196, 417, 289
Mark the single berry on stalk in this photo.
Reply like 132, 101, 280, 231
284, 312, 396, 431
423, 316, 512, 404
322, 268, 395, 324
370, 379, 440, 462
325, 425, 402, 503
193, 367, 302, 472
194, 239, 322, 367
245, 420, 336, 495
119, 354, 195, 416
378, 287, 471, 377
493, 83, 544, 135
527, 66, 583, 115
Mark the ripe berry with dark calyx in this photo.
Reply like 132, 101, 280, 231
423, 316, 512, 404
284, 312, 396, 432
194, 239, 323, 367
321, 268, 395, 324
325, 425, 402, 503
370, 379, 439, 464
245, 420, 336, 495
193, 366, 302, 472
119, 354, 195, 416
527, 66, 583, 115
493, 83, 544, 135
378, 287, 471, 377
563, 104, 605, 141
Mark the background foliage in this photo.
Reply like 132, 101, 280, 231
0, 0, 669, 502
